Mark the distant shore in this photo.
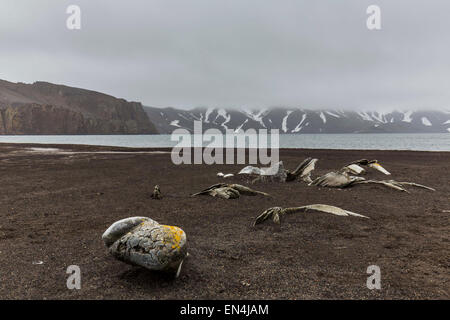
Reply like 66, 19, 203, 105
0, 141, 449, 154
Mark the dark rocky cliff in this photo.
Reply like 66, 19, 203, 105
0, 80, 158, 134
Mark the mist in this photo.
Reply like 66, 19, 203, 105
1, 0, 449, 110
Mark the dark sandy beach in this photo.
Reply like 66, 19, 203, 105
0, 143, 448, 299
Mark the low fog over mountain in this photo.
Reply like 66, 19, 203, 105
2, 1, 450, 110
145, 106, 450, 134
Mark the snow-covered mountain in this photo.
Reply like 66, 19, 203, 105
144, 106, 450, 134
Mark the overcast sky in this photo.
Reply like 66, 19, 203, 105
1, 0, 449, 110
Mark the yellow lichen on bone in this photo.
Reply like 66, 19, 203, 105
161, 225, 184, 250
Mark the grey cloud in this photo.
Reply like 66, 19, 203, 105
0, 0, 449, 110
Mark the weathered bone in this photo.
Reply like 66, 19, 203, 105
192, 183, 270, 199
253, 204, 368, 226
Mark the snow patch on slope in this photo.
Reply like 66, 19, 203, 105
241, 109, 268, 128
325, 111, 340, 118
170, 120, 181, 127
371, 111, 387, 123
402, 111, 413, 123
292, 114, 307, 133
281, 111, 293, 132
358, 112, 373, 122
204, 107, 214, 123
421, 117, 432, 126
235, 119, 248, 132
216, 108, 231, 129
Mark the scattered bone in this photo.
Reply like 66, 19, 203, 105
192, 183, 270, 199
394, 181, 436, 191
309, 159, 390, 188
353, 180, 435, 192
352, 180, 408, 192
343, 159, 391, 175
238, 166, 263, 175
151, 185, 163, 199
239, 157, 386, 185
102, 217, 187, 277
217, 172, 234, 178
286, 157, 318, 182
253, 204, 368, 226
239, 161, 287, 182
240, 160, 318, 183
368, 162, 391, 175
344, 164, 366, 175
304, 158, 391, 187
229, 184, 270, 196
310, 171, 365, 188
308, 157, 434, 194
212, 187, 240, 199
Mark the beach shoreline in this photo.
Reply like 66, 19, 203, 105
1, 142, 450, 154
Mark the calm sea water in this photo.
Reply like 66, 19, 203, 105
0, 133, 449, 151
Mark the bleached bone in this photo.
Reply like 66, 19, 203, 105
253, 204, 368, 226
192, 183, 270, 199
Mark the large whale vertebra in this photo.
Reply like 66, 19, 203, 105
102, 217, 187, 277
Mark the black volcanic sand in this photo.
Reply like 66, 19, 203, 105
0, 143, 448, 299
